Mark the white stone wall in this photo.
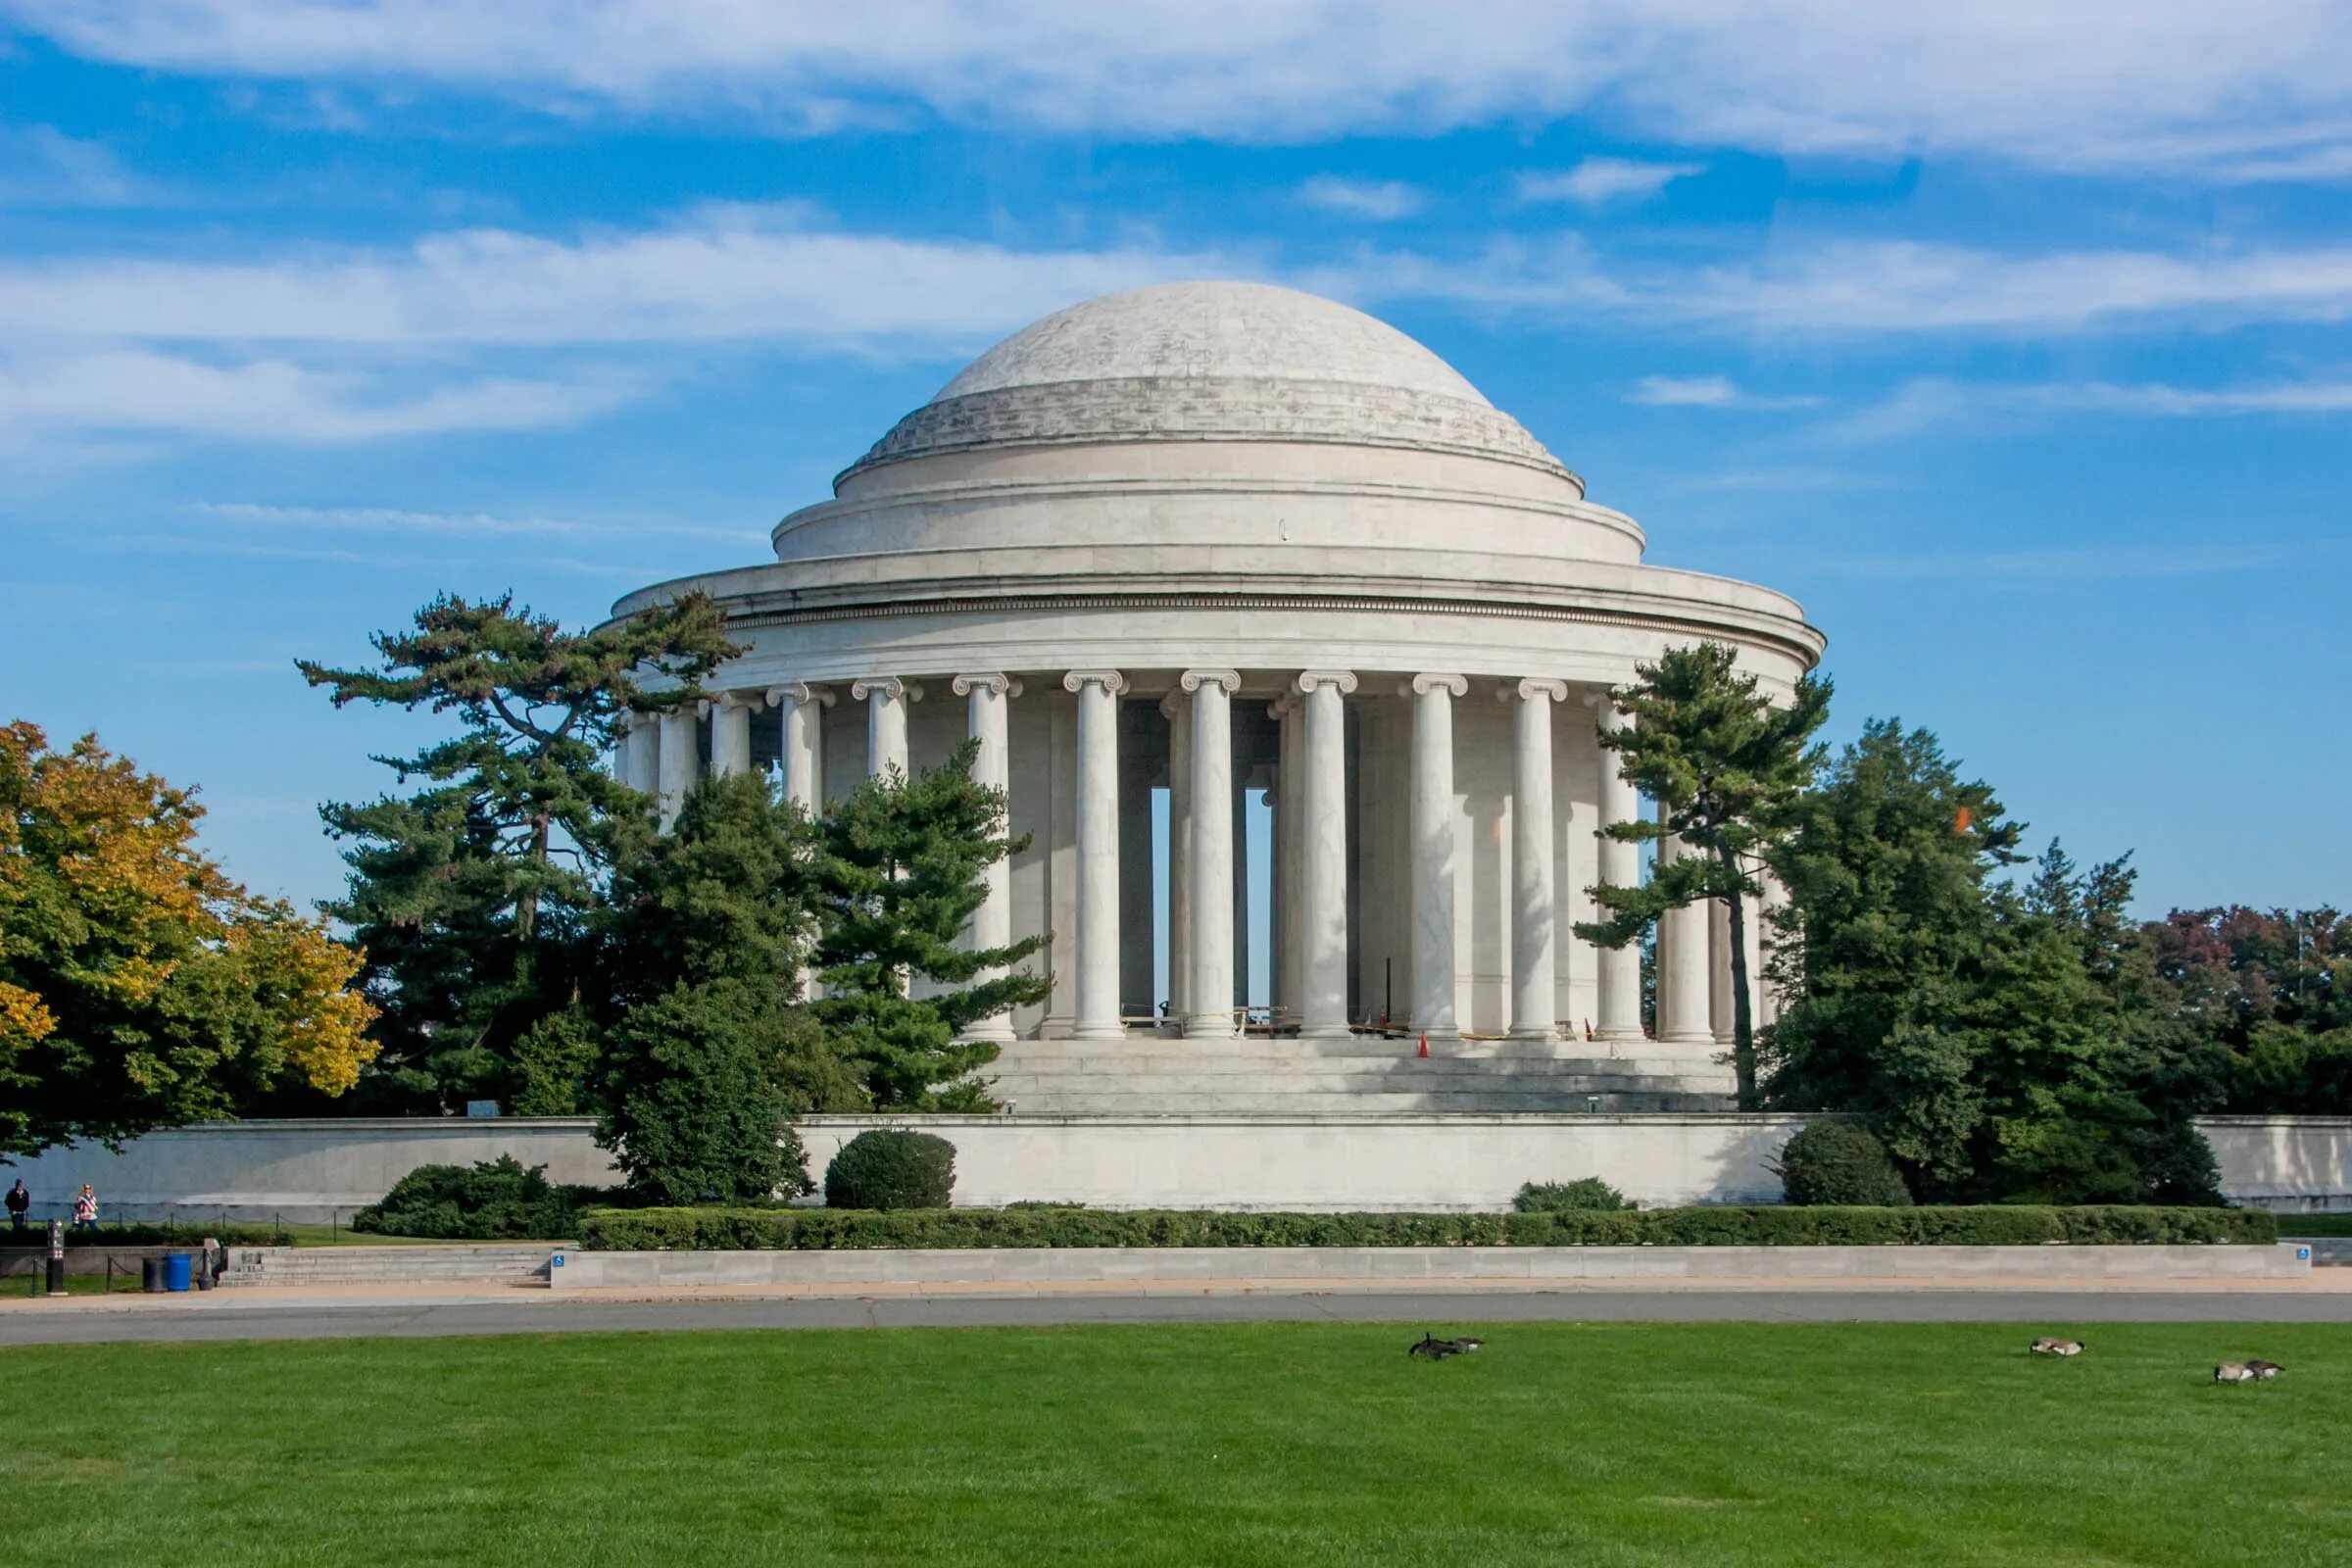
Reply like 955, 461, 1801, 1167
22, 1115, 2340, 1223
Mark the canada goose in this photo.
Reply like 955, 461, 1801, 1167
2247, 1359, 2284, 1380
1408, 1333, 1460, 1361
2029, 1338, 2084, 1357
2214, 1361, 2258, 1384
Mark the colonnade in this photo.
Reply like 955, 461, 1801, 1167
616, 668, 1770, 1050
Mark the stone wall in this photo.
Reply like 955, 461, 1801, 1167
5, 1113, 2347, 1221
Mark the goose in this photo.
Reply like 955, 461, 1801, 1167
2214, 1362, 2258, 1384
2029, 1338, 2084, 1357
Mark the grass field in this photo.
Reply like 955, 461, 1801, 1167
1, 1322, 2342, 1566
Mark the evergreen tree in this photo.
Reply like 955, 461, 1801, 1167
1576, 642, 1831, 1106
811, 741, 1052, 1108
1762, 720, 2022, 1192
301, 592, 735, 1110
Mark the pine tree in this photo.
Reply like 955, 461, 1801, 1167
301, 592, 735, 1109
810, 741, 1052, 1108
1576, 642, 1831, 1107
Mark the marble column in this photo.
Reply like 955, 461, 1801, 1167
1162, 692, 1192, 1030
709, 691, 758, 778
955, 673, 1021, 1043
1657, 837, 1715, 1048
1503, 679, 1567, 1041
1064, 671, 1126, 1040
1740, 881, 1766, 1037
1710, 898, 1736, 1047
1274, 695, 1305, 1023
1407, 673, 1465, 1040
1295, 671, 1356, 1037
1756, 873, 1788, 1029
767, 682, 833, 812
1591, 700, 1643, 1045
1182, 669, 1240, 1039
618, 712, 660, 801
853, 676, 919, 778
655, 707, 699, 833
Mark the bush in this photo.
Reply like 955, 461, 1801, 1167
1514, 1179, 1631, 1213
597, 977, 812, 1204
824, 1130, 956, 1210
1772, 1122, 1914, 1207
30, 1221, 293, 1249
351, 1156, 584, 1240
578, 1203, 2276, 1252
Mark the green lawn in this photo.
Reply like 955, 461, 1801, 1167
1, 1322, 2342, 1566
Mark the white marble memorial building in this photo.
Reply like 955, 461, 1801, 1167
611, 282, 1823, 1111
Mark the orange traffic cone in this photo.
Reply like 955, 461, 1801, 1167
1418, 1033, 1429, 1058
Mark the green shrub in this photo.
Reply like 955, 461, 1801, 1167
578, 1203, 2276, 1252
1514, 1179, 1631, 1213
37, 1221, 292, 1249
1772, 1122, 1914, 1207
824, 1130, 956, 1210
351, 1156, 583, 1240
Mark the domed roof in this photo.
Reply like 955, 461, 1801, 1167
937, 281, 1492, 406
840, 280, 1571, 486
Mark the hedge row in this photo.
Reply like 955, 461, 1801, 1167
578, 1203, 2277, 1251
2, 1222, 294, 1249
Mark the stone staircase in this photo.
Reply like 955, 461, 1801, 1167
219, 1244, 560, 1288
981, 1036, 1736, 1115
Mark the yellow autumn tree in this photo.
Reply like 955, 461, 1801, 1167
0, 720, 378, 1156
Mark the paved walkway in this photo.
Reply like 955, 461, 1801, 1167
6, 1274, 2350, 1346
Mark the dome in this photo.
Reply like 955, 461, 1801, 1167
839, 280, 1571, 486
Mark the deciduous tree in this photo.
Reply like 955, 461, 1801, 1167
0, 721, 376, 1156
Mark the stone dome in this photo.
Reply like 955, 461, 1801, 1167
839, 280, 1572, 487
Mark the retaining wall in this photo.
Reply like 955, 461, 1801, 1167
3, 1113, 2347, 1219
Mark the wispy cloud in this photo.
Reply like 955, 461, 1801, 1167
1794, 539, 2344, 582
1827, 373, 2352, 443
191, 500, 766, 546
16, 4, 2352, 181
1669, 467, 1900, 494
1624, 373, 1819, 409
1519, 158, 1702, 205
1298, 176, 1422, 220
0, 125, 151, 207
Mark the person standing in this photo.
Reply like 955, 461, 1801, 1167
73, 1184, 97, 1233
5, 1179, 27, 1234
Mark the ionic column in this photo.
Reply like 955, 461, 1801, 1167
1294, 671, 1356, 1037
709, 691, 759, 778
1273, 694, 1305, 1022
853, 677, 921, 778
1502, 679, 1567, 1041
1710, 898, 1736, 1047
1064, 671, 1127, 1040
1656, 837, 1715, 1048
1740, 879, 1766, 1036
655, 707, 699, 832
1591, 699, 1643, 1045
1162, 692, 1192, 1029
1757, 872, 1788, 1029
1182, 669, 1240, 1039
766, 682, 833, 812
618, 712, 660, 801
1407, 674, 1466, 1040
955, 673, 1022, 1043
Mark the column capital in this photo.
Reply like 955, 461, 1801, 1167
1062, 669, 1129, 696
1266, 692, 1301, 720
1293, 669, 1358, 697
1158, 689, 1189, 720
715, 689, 762, 713
1404, 672, 1468, 699
1179, 668, 1241, 695
1499, 677, 1571, 704
852, 676, 923, 703
767, 681, 835, 709
952, 672, 1023, 699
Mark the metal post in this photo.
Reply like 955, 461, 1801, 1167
46, 1218, 65, 1297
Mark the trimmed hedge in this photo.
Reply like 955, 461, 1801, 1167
577, 1204, 2277, 1252
351, 1156, 589, 1241
1514, 1178, 1632, 1213
9, 1221, 293, 1249
1773, 1122, 1913, 1207
824, 1130, 956, 1210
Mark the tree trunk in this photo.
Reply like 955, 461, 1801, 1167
1723, 853, 1758, 1110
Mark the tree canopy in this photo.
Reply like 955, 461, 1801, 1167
811, 741, 1052, 1108
0, 721, 377, 1157
1577, 641, 1831, 1106
301, 591, 736, 1110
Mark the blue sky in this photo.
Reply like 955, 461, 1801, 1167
4, 3, 2348, 920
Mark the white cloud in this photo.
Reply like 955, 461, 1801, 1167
1519, 158, 1701, 205
1298, 176, 1421, 220
15, 3, 2352, 179
1624, 373, 1819, 409
191, 500, 765, 544
0, 349, 643, 444
1826, 373, 2352, 444
0, 126, 150, 206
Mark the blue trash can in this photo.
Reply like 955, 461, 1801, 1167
164, 1251, 193, 1293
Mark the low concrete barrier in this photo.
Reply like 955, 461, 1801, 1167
548, 1243, 2314, 1293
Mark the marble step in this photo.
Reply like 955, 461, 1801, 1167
985, 1090, 1734, 1114
982, 1053, 1719, 1080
